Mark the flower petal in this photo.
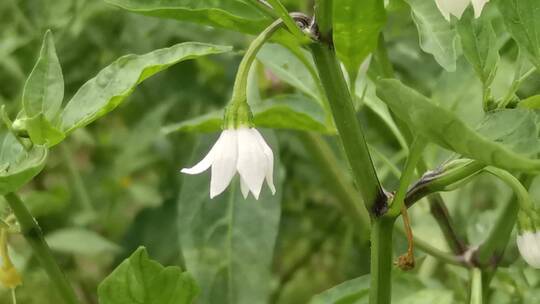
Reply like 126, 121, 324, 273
240, 176, 250, 199
435, 0, 469, 21
471, 0, 489, 18
236, 128, 267, 200
181, 133, 224, 175
210, 130, 239, 198
252, 129, 276, 195
517, 232, 540, 268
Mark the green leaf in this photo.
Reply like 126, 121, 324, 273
333, 0, 385, 82
22, 114, 65, 147
457, 9, 499, 86
310, 275, 370, 304
376, 79, 540, 171
61, 42, 231, 134
22, 30, 63, 120
476, 109, 540, 156
257, 43, 322, 103
498, 0, 540, 69
46, 228, 120, 256
519, 95, 540, 109
105, 0, 269, 34
98, 247, 199, 304
0, 130, 47, 195
162, 95, 330, 134
178, 133, 282, 304
404, 0, 457, 71
395, 289, 453, 304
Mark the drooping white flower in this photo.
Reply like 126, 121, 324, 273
517, 231, 540, 268
435, 0, 490, 21
181, 127, 275, 200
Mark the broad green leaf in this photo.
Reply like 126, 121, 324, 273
404, 0, 457, 71
178, 133, 282, 304
396, 289, 453, 304
162, 95, 330, 134
61, 42, 231, 134
498, 0, 540, 69
476, 109, 540, 156
22, 30, 63, 120
105, 0, 269, 34
333, 0, 385, 83
376, 79, 540, 171
162, 112, 222, 134
310, 275, 369, 304
519, 95, 540, 109
98, 247, 199, 304
0, 130, 47, 195
46, 228, 120, 256
257, 43, 322, 103
457, 10, 499, 86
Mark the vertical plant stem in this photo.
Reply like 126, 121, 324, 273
310, 43, 385, 214
4, 193, 80, 304
470, 268, 483, 304
370, 217, 395, 304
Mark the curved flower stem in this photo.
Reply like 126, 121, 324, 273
475, 172, 534, 266
264, 0, 309, 41
230, 19, 286, 105
4, 193, 80, 304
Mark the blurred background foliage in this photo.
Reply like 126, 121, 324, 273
1, 0, 540, 303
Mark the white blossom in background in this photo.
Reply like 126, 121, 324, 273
181, 127, 275, 200
517, 231, 540, 268
435, 0, 490, 21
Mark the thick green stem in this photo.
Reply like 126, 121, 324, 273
310, 43, 385, 215
369, 217, 395, 304
4, 193, 80, 304
470, 268, 483, 304
299, 133, 371, 237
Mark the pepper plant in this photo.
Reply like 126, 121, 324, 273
1, 0, 540, 303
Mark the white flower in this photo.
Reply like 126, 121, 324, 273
181, 127, 275, 200
435, 0, 490, 21
517, 231, 540, 268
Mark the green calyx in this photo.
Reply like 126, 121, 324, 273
223, 101, 253, 129
517, 209, 540, 234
